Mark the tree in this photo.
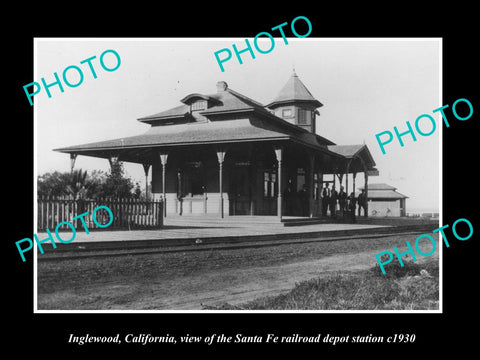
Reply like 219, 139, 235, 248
133, 182, 142, 199
37, 163, 136, 199
65, 169, 88, 199
37, 171, 70, 197
85, 170, 107, 198
101, 161, 135, 198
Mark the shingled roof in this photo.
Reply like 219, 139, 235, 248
358, 183, 408, 199
56, 80, 339, 157
327, 144, 364, 157
56, 119, 292, 151
54, 78, 377, 172
55, 117, 339, 159
266, 70, 323, 109
138, 83, 274, 124
328, 144, 376, 167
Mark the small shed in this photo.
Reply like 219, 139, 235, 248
357, 183, 408, 217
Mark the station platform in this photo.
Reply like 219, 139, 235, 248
35, 216, 439, 253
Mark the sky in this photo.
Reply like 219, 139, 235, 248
35, 38, 441, 212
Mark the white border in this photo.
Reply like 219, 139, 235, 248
438, 39, 443, 313
33, 38, 39, 312
33, 37, 443, 314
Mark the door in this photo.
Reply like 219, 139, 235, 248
229, 165, 252, 215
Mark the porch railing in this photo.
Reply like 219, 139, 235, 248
37, 196, 164, 231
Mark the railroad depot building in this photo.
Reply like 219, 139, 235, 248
56, 71, 378, 220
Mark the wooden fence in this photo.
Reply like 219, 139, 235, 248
37, 196, 164, 231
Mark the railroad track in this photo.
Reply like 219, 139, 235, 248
37, 224, 434, 261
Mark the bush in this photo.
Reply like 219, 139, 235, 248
37, 163, 137, 199
371, 254, 422, 278
211, 258, 440, 311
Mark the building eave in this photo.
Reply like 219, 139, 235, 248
265, 98, 323, 109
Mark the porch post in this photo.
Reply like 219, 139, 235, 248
159, 152, 169, 217
345, 159, 352, 196
337, 173, 344, 190
332, 167, 337, 190
345, 173, 348, 197
318, 171, 323, 215
338, 172, 344, 216
364, 171, 369, 217
308, 154, 315, 218
353, 172, 357, 198
274, 147, 283, 220
70, 153, 77, 173
217, 151, 225, 219
216, 150, 226, 218
142, 164, 150, 201
177, 169, 184, 215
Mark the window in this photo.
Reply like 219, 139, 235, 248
297, 109, 311, 125
264, 171, 277, 198
282, 108, 293, 118
191, 100, 207, 111
296, 168, 306, 192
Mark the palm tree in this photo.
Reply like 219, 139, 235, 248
65, 169, 88, 199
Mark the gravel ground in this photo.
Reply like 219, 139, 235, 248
37, 232, 440, 310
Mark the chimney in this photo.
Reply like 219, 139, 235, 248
216, 81, 228, 92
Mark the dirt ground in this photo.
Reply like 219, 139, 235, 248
36, 233, 440, 310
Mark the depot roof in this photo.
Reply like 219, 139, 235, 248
55, 117, 341, 164
57, 118, 331, 150
266, 70, 323, 109
358, 183, 408, 199
137, 84, 275, 125
56, 82, 339, 161
55, 79, 376, 172
328, 144, 376, 167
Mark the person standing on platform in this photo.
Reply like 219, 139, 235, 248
338, 185, 347, 217
330, 184, 338, 217
357, 189, 367, 217
348, 191, 356, 222
284, 182, 294, 216
321, 183, 330, 216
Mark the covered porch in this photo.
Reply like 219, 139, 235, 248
57, 138, 376, 222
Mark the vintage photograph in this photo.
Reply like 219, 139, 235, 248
34, 38, 441, 311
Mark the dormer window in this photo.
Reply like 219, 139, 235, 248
180, 93, 219, 115
191, 100, 207, 111
282, 108, 293, 118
